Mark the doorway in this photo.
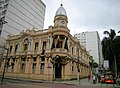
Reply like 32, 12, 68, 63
55, 62, 62, 78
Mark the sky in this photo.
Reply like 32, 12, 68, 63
42, 0, 120, 40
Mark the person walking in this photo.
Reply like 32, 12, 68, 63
88, 74, 91, 81
98, 73, 101, 82
93, 74, 96, 84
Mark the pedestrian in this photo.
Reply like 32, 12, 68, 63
93, 74, 96, 84
98, 73, 101, 82
88, 74, 91, 81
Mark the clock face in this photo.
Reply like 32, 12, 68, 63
60, 20, 65, 25
61, 20, 65, 24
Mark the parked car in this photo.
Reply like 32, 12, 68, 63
100, 72, 115, 84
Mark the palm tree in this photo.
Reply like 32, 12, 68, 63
114, 36, 120, 74
101, 29, 120, 76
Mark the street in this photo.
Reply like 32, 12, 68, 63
0, 77, 113, 88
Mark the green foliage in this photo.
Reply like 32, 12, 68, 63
93, 62, 98, 68
101, 29, 120, 73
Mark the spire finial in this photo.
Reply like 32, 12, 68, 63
60, 0, 63, 6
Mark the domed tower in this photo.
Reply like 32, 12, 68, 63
54, 4, 68, 28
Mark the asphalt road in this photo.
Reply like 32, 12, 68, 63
0, 77, 113, 88
0, 82, 112, 88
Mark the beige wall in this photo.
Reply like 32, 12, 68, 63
0, 14, 91, 81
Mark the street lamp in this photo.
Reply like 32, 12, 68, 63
77, 48, 80, 84
0, 45, 9, 85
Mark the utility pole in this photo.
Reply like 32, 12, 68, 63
77, 48, 80, 84
0, 46, 9, 84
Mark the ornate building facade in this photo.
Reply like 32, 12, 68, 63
0, 4, 91, 81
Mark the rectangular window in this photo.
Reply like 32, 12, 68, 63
72, 66, 74, 72
32, 63, 36, 73
24, 44, 28, 51
33, 57, 37, 62
72, 61, 74, 73
4, 3, 8, 8
40, 63, 44, 74
7, 58, 10, 62
21, 63, 25, 73
15, 44, 18, 53
56, 41, 62, 48
42, 41, 46, 50
2, 9, 7, 15
0, 16, 5, 21
35, 42, 39, 51
21, 58, 25, 62
9, 46, 12, 54
5, 0, 9, 2
12, 58, 15, 62
41, 57, 45, 62
72, 47, 74, 55
11, 62, 14, 72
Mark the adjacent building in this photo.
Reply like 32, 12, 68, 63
0, 4, 91, 81
0, 0, 46, 61
75, 31, 103, 66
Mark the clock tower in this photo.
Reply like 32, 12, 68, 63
54, 4, 68, 28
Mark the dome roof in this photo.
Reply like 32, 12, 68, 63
55, 4, 67, 16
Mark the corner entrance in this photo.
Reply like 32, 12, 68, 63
55, 62, 62, 78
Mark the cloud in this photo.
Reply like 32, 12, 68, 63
43, 0, 120, 39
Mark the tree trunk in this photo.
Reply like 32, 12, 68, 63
114, 53, 117, 77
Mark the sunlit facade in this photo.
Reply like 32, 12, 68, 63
0, 4, 91, 81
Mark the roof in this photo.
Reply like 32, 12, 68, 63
55, 4, 67, 16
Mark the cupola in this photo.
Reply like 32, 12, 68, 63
55, 4, 67, 16
54, 4, 68, 28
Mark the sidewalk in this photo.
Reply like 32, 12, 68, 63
55, 78, 103, 86
2, 77, 114, 87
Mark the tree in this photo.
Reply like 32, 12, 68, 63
101, 29, 120, 76
93, 62, 98, 68
114, 36, 120, 74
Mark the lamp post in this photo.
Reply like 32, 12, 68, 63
0, 19, 8, 36
77, 48, 80, 84
0, 46, 9, 84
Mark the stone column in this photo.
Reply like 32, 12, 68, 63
12, 43, 15, 55
63, 37, 66, 49
25, 58, 29, 73
14, 59, 18, 73
67, 39, 70, 50
19, 41, 23, 52
28, 41, 31, 51
49, 36, 53, 49
17, 57, 21, 73
9, 57, 12, 72
29, 57, 32, 73
31, 38, 34, 52
38, 39, 41, 52
35, 56, 40, 74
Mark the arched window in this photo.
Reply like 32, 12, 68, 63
15, 44, 18, 53
24, 38, 29, 51
42, 41, 46, 50
35, 42, 39, 51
